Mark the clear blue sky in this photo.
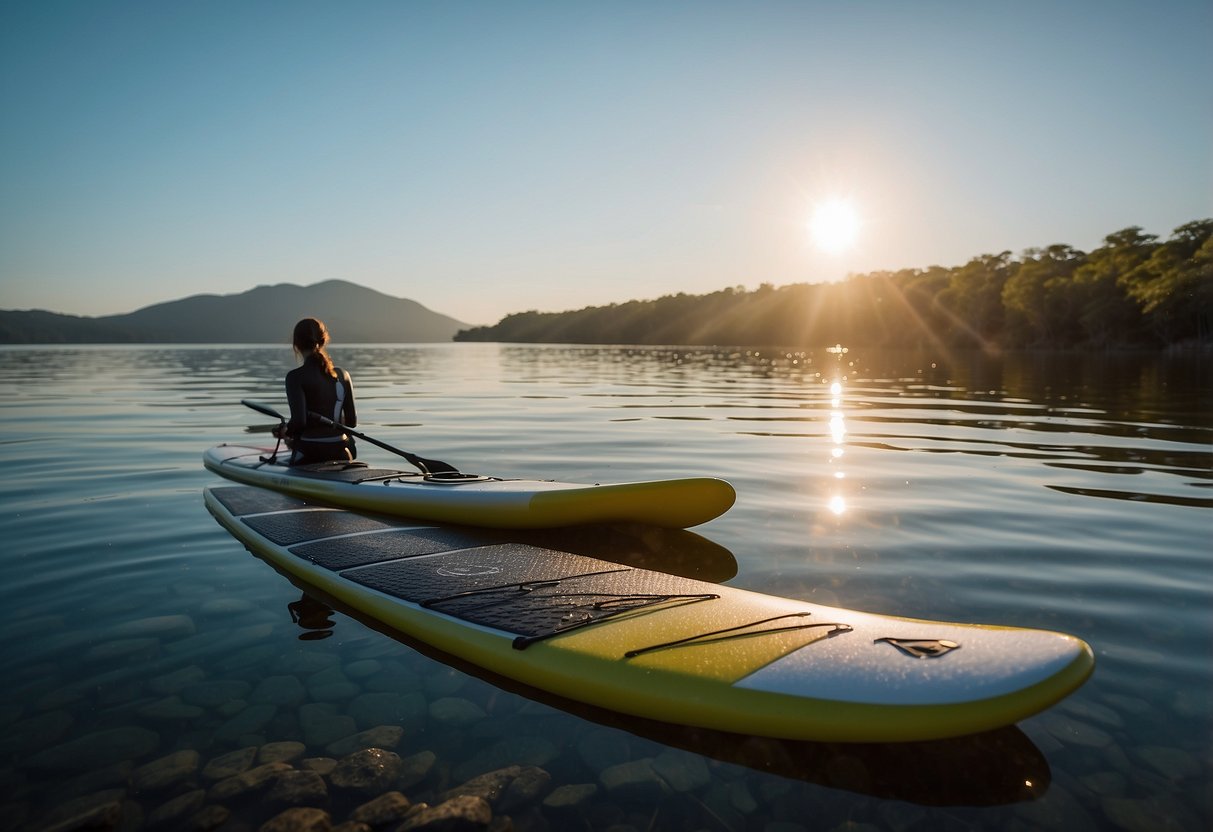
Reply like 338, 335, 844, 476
2, 1, 1209, 326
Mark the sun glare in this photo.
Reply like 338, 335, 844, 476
809, 198, 860, 254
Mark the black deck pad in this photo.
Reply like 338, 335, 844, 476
290, 527, 498, 570
344, 544, 716, 638
427, 567, 717, 639
242, 511, 397, 546
345, 544, 624, 603
210, 486, 309, 516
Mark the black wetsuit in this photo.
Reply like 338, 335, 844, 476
284, 354, 357, 465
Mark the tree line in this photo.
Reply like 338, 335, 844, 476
455, 220, 1212, 350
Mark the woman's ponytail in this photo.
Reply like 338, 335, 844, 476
292, 317, 337, 378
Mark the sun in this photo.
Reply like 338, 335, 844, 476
808, 198, 861, 254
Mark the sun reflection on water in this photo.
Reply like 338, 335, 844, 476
827, 372, 849, 518
829, 412, 846, 444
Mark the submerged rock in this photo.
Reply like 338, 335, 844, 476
26, 726, 160, 771
7, 613, 67, 640
252, 675, 307, 707
397, 750, 437, 791
308, 667, 361, 702
441, 765, 519, 806
363, 663, 421, 693
198, 598, 257, 615
1080, 770, 1129, 796
36, 686, 87, 711
61, 760, 134, 800
427, 697, 485, 727
148, 665, 206, 696
347, 691, 426, 730
229, 622, 276, 643
267, 769, 329, 808
259, 806, 333, 832
309, 666, 354, 689
330, 748, 402, 796
575, 728, 633, 770
300, 703, 357, 749
182, 804, 231, 832
146, 789, 207, 827
208, 761, 292, 801
725, 779, 758, 814
343, 660, 383, 680
542, 783, 598, 811
138, 695, 206, 721
1039, 712, 1113, 749
422, 668, 467, 699
441, 764, 551, 811
451, 736, 558, 783
109, 614, 196, 641
310, 681, 362, 703
1014, 781, 1098, 831
1102, 794, 1199, 832
217, 644, 280, 674
35, 788, 125, 832
398, 795, 490, 831
651, 749, 711, 793
84, 637, 159, 664
300, 757, 338, 777
1060, 698, 1125, 729
96, 678, 146, 707
349, 791, 413, 827
182, 679, 252, 709
1172, 687, 1207, 719
1136, 745, 1201, 779
172, 580, 215, 596
130, 749, 200, 793
215, 703, 278, 742
598, 758, 669, 802
0, 709, 75, 757
260, 741, 308, 765
325, 725, 403, 757
202, 746, 258, 781
279, 650, 341, 675
498, 766, 552, 813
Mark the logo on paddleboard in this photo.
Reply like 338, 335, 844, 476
875, 637, 961, 658
437, 564, 502, 577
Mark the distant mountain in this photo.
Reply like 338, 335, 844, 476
0, 280, 468, 344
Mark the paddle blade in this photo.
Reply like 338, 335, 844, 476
414, 456, 461, 475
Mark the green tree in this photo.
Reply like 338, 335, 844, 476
453, 219, 1209, 349
939, 252, 1014, 347
1070, 227, 1157, 346
1001, 244, 1087, 346
1121, 220, 1213, 344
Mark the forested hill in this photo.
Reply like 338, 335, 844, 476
456, 220, 1212, 350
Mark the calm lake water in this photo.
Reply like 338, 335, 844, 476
1, 343, 1209, 831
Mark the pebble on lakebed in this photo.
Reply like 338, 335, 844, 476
7, 605, 1209, 832
22, 739, 549, 832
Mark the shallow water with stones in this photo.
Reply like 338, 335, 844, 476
1, 343, 1209, 831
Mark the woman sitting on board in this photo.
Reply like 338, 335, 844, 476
272, 317, 358, 465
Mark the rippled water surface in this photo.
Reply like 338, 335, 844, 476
1, 343, 1209, 831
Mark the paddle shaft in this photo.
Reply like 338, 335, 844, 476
307, 410, 459, 474
242, 399, 287, 422
240, 399, 458, 475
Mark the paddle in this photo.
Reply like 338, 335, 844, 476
240, 399, 460, 476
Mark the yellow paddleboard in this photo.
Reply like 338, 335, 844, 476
205, 443, 735, 529
204, 484, 1093, 743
